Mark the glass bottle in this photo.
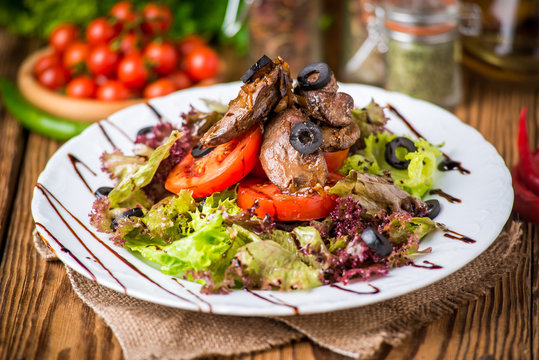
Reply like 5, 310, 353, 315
384, 0, 463, 108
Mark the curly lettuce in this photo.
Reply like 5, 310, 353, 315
339, 132, 442, 198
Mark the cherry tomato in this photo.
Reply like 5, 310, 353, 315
117, 53, 149, 89
49, 24, 79, 53
168, 70, 192, 90
165, 125, 263, 198
37, 65, 70, 90
86, 18, 118, 45
87, 44, 120, 77
118, 32, 141, 55
63, 42, 89, 72
33, 53, 61, 76
141, 3, 172, 35
237, 173, 343, 221
66, 76, 97, 98
96, 80, 130, 101
324, 149, 349, 172
109, 1, 138, 24
177, 34, 205, 57
184, 46, 219, 82
143, 78, 176, 99
143, 41, 178, 75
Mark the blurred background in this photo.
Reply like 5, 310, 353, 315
1, 0, 539, 128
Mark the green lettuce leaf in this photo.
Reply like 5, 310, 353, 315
351, 100, 388, 143
383, 215, 437, 245
108, 130, 182, 208
340, 132, 442, 198
232, 240, 322, 290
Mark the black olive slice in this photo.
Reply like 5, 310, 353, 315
385, 137, 417, 170
361, 227, 393, 257
94, 186, 113, 199
289, 121, 323, 154
240, 55, 272, 83
425, 199, 441, 219
111, 207, 144, 231
191, 143, 215, 158
136, 126, 154, 137
297, 62, 331, 90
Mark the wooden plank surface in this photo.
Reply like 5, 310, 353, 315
0, 30, 536, 360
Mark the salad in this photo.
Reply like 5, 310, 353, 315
89, 56, 443, 294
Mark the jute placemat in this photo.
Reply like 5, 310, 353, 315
34, 221, 522, 360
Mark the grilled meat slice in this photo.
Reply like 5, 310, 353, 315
200, 58, 291, 147
319, 120, 361, 152
260, 107, 328, 193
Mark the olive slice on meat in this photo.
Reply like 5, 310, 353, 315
385, 137, 417, 170
361, 227, 393, 257
297, 62, 331, 90
289, 121, 323, 154
240, 55, 272, 83
94, 186, 113, 199
425, 199, 441, 219
191, 143, 215, 158
111, 207, 144, 231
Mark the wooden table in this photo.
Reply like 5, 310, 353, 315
0, 30, 536, 360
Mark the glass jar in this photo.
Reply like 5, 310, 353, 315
384, 0, 462, 108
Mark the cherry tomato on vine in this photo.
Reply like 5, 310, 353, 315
34, 53, 61, 76
63, 42, 89, 72
49, 24, 79, 53
86, 18, 118, 45
237, 173, 343, 221
86, 44, 120, 77
38, 65, 70, 90
66, 76, 97, 98
117, 53, 149, 89
118, 32, 141, 55
165, 125, 263, 198
109, 1, 138, 25
143, 78, 176, 99
184, 46, 219, 82
177, 34, 205, 57
168, 70, 192, 90
144, 41, 178, 76
96, 80, 130, 101
141, 3, 172, 35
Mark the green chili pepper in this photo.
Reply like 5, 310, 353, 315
0, 77, 89, 141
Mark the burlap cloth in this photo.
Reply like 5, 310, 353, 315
34, 221, 523, 360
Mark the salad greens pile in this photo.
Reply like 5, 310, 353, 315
90, 100, 444, 293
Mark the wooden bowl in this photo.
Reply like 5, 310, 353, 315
17, 48, 145, 123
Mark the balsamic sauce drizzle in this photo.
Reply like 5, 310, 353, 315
102, 119, 134, 143
387, 104, 471, 174
35, 186, 124, 291
171, 278, 210, 312
429, 188, 462, 204
67, 153, 96, 193
411, 260, 442, 269
245, 289, 299, 314
146, 102, 164, 122
267, 294, 299, 315
97, 122, 117, 149
330, 284, 380, 295
35, 222, 97, 281
36, 183, 200, 306
436, 224, 477, 244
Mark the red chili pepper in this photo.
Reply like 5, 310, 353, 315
512, 166, 539, 223
517, 107, 539, 194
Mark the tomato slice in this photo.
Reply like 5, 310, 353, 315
250, 149, 350, 178
165, 126, 262, 198
237, 173, 343, 221
324, 148, 349, 172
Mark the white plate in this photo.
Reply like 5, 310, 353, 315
31, 83, 513, 316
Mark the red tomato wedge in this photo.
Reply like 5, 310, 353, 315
165, 126, 262, 198
237, 173, 343, 221
250, 148, 350, 178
